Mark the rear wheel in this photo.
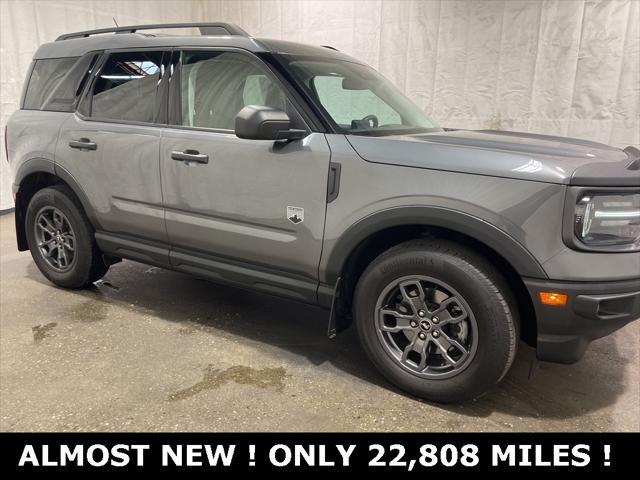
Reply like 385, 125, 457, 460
354, 239, 518, 403
26, 185, 108, 288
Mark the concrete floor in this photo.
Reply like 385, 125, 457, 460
1, 213, 638, 432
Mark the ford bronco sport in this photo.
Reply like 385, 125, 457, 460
6, 23, 640, 403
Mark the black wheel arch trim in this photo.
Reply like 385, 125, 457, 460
13, 157, 56, 186
323, 205, 548, 285
14, 158, 101, 237
52, 164, 101, 229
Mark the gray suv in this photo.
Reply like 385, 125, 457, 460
7, 23, 640, 403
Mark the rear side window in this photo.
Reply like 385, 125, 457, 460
89, 51, 163, 123
23, 57, 79, 110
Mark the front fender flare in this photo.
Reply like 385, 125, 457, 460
323, 205, 548, 285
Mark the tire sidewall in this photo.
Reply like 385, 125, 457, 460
25, 187, 95, 288
355, 246, 516, 403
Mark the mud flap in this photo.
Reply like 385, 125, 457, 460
327, 277, 342, 339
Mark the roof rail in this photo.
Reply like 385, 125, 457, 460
55, 22, 249, 41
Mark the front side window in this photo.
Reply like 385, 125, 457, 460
180, 51, 288, 130
281, 55, 440, 136
90, 51, 163, 123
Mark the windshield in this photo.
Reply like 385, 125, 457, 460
279, 55, 440, 136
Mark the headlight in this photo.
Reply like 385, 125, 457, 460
574, 192, 640, 248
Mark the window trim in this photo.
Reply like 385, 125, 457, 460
76, 47, 171, 127
20, 60, 37, 110
166, 47, 314, 135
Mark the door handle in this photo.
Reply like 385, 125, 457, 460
171, 149, 209, 164
69, 138, 97, 150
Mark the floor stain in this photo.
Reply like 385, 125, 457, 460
168, 365, 287, 401
64, 298, 108, 323
32, 322, 57, 342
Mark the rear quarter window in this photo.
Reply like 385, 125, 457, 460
22, 54, 98, 112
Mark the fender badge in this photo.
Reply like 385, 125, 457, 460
287, 206, 304, 224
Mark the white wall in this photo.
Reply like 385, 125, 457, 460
1, 0, 638, 211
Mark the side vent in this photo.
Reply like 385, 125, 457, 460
327, 163, 341, 203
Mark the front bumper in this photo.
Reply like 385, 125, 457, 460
523, 277, 640, 364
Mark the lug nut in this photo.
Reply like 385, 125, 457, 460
418, 309, 426, 317
418, 332, 426, 340
432, 331, 440, 338
410, 321, 418, 328
432, 316, 440, 324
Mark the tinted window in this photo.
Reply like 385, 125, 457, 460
313, 75, 401, 126
284, 56, 440, 136
41, 53, 100, 112
180, 51, 287, 130
23, 57, 79, 110
91, 51, 163, 123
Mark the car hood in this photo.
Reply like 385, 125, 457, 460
346, 129, 640, 186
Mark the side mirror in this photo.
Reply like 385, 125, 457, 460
235, 105, 306, 141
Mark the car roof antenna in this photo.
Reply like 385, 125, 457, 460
112, 17, 119, 27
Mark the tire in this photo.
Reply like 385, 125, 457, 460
25, 185, 108, 289
354, 239, 518, 403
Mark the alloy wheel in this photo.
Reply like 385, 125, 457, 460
374, 275, 478, 379
33, 206, 76, 272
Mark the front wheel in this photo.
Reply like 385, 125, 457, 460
354, 239, 518, 403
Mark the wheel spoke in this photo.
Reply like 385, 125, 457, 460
37, 218, 55, 236
431, 296, 468, 325
398, 280, 427, 315
38, 238, 56, 248
379, 308, 414, 333
62, 239, 75, 251
432, 331, 469, 366
52, 211, 64, 229
401, 332, 430, 370
56, 246, 64, 266
60, 247, 69, 267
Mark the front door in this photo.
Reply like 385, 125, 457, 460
160, 50, 330, 299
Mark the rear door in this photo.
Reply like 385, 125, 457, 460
56, 49, 170, 242
160, 49, 331, 299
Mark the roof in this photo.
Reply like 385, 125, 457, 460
32, 22, 360, 64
